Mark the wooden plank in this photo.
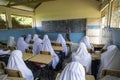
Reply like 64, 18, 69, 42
86, 75, 95, 80
28, 54, 54, 64
52, 46, 63, 51
22, 53, 35, 61
7, 77, 25, 80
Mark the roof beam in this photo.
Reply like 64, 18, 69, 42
7, 0, 55, 6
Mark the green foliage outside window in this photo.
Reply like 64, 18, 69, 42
11, 15, 33, 29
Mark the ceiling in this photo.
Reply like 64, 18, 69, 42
0, 0, 101, 12
0, 0, 55, 11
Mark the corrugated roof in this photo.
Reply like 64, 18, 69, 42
0, 0, 55, 11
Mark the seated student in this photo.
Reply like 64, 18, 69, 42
32, 34, 39, 42
56, 34, 68, 56
72, 42, 92, 74
97, 45, 120, 80
7, 36, 16, 47
81, 36, 94, 52
0, 49, 10, 55
58, 62, 85, 80
101, 40, 113, 53
40, 35, 59, 69
25, 34, 32, 43
7, 50, 34, 80
17, 37, 29, 52
32, 37, 42, 54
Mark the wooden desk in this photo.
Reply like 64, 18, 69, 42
28, 54, 54, 64
51, 41, 72, 45
86, 75, 95, 80
22, 53, 35, 61
92, 53, 101, 60
52, 46, 63, 51
7, 77, 25, 80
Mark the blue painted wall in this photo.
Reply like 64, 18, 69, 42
102, 28, 120, 49
0, 28, 36, 41
35, 27, 85, 43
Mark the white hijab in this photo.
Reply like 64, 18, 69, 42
32, 37, 42, 54
7, 36, 16, 47
97, 45, 120, 79
56, 34, 68, 56
33, 34, 39, 41
0, 50, 10, 55
58, 62, 85, 80
81, 36, 93, 49
25, 34, 32, 43
72, 42, 92, 74
17, 37, 29, 52
40, 35, 59, 69
7, 50, 34, 80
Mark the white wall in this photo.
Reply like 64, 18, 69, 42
35, 0, 101, 27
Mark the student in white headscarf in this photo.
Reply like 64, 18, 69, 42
33, 34, 39, 41
7, 36, 16, 47
56, 34, 68, 56
58, 62, 85, 80
32, 37, 42, 54
17, 37, 29, 52
7, 50, 34, 80
72, 42, 92, 74
25, 34, 32, 43
81, 36, 94, 51
40, 34, 59, 69
0, 49, 10, 55
97, 45, 120, 80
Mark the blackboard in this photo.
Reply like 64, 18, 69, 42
42, 18, 86, 32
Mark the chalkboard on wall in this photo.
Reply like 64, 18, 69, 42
42, 18, 86, 32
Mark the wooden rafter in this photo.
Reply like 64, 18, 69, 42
7, 0, 55, 6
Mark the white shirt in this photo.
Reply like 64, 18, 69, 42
7, 36, 16, 47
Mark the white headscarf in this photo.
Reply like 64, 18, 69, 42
58, 62, 85, 80
32, 37, 42, 54
72, 42, 91, 74
7, 50, 34, 80
103, 40, 113, 49
7, 36, 16, 47
33, 34, 39, 41
0, 50, 10, 55
40, 35, 59, 69
81, 36, 93, 49
17, 37, 29, 52
25, 34, 32, 43
56, 34, 68, 56
97, 45, 120, 79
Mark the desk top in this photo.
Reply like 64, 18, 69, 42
51, 41, 72, 45
52, 46, 63, 51
86, 75, 95, 80
28, 54, 54, 64
22, 53, 35, 61
7, 77, 25, 80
